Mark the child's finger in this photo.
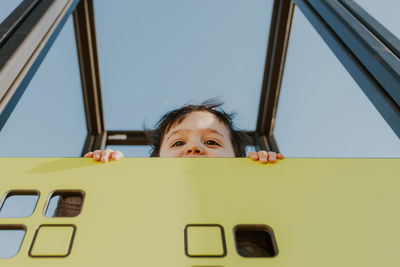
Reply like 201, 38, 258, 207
101, 149, 113, 163
267, 151, 277, 163
84, 152, 93, 158
111, 150, 123, 160
277, 153, 284, 159
93, 150, 102, 161
258, 151, 268, 164
247, 151, 258, 161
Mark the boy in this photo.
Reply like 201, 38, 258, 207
56, 101, 283, 216
58, 101, 283, 255
84, 100, 283, 163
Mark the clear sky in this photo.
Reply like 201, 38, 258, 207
94, 0, 273, 131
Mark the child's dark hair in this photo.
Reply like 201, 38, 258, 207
148, 99, 248, 157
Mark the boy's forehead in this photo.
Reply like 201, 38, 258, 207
167, 111, 230, 135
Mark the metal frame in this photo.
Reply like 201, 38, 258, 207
107, 131, 151, 146
84, 0, 295, 153
307, 0, 400, 107
0, 0, 41, 48
293, 0, 400, 138
72, 0, 106, 155
66, 0, 400, 153
338, 0, 400, 60
1, 0, 399, 156
256, 0, 294, 152
0, 0, 79, 132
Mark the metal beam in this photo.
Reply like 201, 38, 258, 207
256, 0, 294, 152
73, 0, 105, 155
82, 133, 107, 155
307, 0, 400, 108
254, 134, 270, 152
107, 131, 151, 146
339, 0, 400, 60
81, 134, 95, 155
0, 0, 79, 132
294, 0, 400, 138
0, 0, 40, 48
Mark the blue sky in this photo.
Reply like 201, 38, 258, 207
94, 0, 273, 131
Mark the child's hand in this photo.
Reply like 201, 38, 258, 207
84, 149, 124, 163
247, 151, 284, 164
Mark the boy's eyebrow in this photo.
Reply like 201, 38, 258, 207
166, 129, 224, 140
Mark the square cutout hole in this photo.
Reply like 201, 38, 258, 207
0, 190, 39, 218
0, 225, 26, 258
234, 224, 278, 257
45, 191, 84, 217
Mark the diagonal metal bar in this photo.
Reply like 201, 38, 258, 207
307, 0, 400, 107
0, 0, 41, 48
294, 0, 400, 138
339, 0, 400, 60
0, 0, 79, 132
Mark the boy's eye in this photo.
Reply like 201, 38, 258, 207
172, 141, 185, 147
205, 140, 220, 146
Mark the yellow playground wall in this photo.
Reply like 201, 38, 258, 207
0, 158, 399, 266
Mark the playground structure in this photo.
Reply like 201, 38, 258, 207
0, 0, 399, 265
1, 158, 400, 266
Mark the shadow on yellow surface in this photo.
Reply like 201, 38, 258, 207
26, 159, 99, 174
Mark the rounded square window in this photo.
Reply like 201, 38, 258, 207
44, 190, 84, 218
234, 224, 278, 257
0, 225, 26, 258
0, 190, 39, 218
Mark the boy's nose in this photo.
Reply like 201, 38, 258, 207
185, 145, 204, 155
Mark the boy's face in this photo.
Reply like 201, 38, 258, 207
159, 111, 235, 158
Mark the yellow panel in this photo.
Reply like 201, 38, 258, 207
0, 158, 399, 267
186, 225, 225, 256
30, 225, 75, 257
